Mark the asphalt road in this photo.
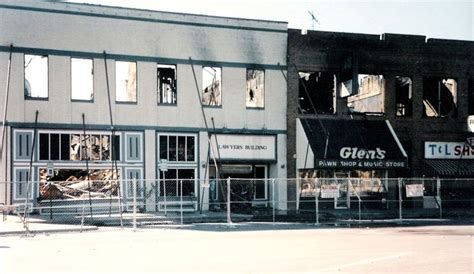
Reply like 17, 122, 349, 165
0, 223, 473, 273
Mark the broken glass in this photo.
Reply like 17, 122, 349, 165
80, 134, 90, 160
90, 135, 101, 160
70, 134, 81, 160
101, 135, 111, 160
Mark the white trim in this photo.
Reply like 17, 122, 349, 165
124, 132, 143, 162
13, 129, 34, 162
385, 120, 408, 158
12, 167, 36, 201
124, 167, 144, 199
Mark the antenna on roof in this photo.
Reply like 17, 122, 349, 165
308, 10, 320, 30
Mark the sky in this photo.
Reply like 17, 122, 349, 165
66, 0, 474, 41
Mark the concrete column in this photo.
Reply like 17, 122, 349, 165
456, 78, 469, 119
384, 74, 397, 119
144, 129, 156, 212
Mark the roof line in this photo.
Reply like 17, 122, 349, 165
0, 3, 287, 34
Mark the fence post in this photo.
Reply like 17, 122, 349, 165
133, 178, 137, 231
180, 179, 183, 227
163, 174, 167, 216
437, 177, 442, 219
315, 180, 319, 226
358, 179, 361, 224
272, 179, 275, 224
398, 178, 403, 224
227, 177, 232, 226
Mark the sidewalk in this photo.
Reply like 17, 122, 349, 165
0, 215, 98, 236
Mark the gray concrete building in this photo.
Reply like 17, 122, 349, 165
287, 29, 474, 210
0, 1, 288, 212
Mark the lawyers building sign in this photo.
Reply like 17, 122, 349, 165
210, 134, 276, 161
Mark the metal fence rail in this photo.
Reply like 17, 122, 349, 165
1, 177, 474, 235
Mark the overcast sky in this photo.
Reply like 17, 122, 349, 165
66, 0, 473, 41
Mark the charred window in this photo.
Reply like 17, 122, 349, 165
24, 54, 48, 99
345, 74, 385, 114
299, 72, 336, 114
116, 61, 137, 102
202, 66, 221, 106
396, 76, 413, 117
246, 69, 264, 108
158, 64, 177, 105
71, 58, 93, 101
423, 77, 457, 118
38, 132, 120, 161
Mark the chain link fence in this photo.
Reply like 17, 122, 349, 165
1, 177, 474, 235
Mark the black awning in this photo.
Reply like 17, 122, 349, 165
300, 118, 407, 169
423, 160, 474, 177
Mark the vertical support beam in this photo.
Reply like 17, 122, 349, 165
82, 114, 93, 220
315, 180, 319, 226
398, 178, 403, 224
272, 179, 275, 223
226, 177, 231, 226
180, 179, 183, 227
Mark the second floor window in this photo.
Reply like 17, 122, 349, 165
158, 64, 177, 105
202, 66, 221, 106
116, 61, 137, 102
423, 77, 457, 118
71, 58, 94, 101
246, 69, 265, 108
24, 54, 48, 99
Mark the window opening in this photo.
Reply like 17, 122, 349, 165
202, 66, 221, 106
246, 69, 264, 108
395, 76, 413, 117
158, 64, 177, 105
24, 54, 48, 98
423, 77, 457, 117
299, 72, 336, 114
71, 58, 93, 101
346, 74, 385, 114
116, 61, 137, 102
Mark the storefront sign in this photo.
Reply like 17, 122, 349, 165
339, 147, 386, 160
320, 185, 339, 198
315, 159, 406, 169
424, 142, 474, 159
211, 134, 276, 161
406, 184, 424, 197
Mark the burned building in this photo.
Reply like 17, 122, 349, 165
288, 30, 474, 210
0, 1, 288, 212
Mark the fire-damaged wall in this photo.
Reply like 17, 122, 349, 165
287, 29, 474, 209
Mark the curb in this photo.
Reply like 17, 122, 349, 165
0, 226, 98, 236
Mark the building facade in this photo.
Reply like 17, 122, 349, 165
0, 1, 288, 211
287, 29, 474, 210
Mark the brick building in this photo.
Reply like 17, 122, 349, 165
287, 29, 474, 209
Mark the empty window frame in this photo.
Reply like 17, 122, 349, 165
116, 61, 137, 102
346, 74, 385, 114
24, 54, 48, 99
158, 64, 177, 105
38, 132, 120, 161
202, 66, 222, 106
423, 77, 457, 118
395, 76, 413, 117
298, 72, 336, 114
159, 134, 196, 162
71, 58, 94, 101
160, 168, 196, 197
246, 69, 264, 108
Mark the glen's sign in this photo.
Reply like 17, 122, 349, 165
211, 134, 276, 161
315, 146, 405, 169
425, 142, 474, 159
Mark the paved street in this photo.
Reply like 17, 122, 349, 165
0, 223, 473, 273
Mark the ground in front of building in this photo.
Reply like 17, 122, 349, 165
0, 223, 473, 273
